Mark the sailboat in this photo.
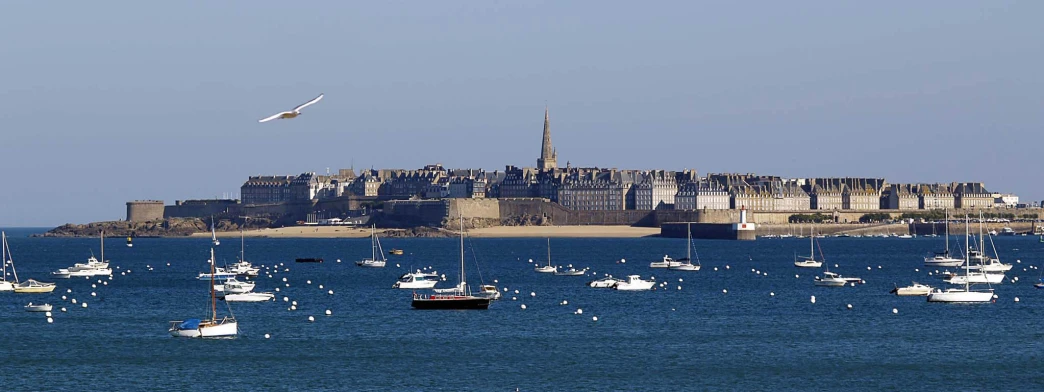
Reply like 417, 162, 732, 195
228, 230, 259, 277
1, 232, 14, 292
411, 216, 492, 310
927, 214, 995, 303
669, 223, 701, 271
211, 217, 220, 246
356, 225, 387, 268
126, 236, 133, 248
924, 209, 963, 267
53, 230, 112, 278
794, 224, 823, 268
170, 248, 239, 337
534, 238, 557, 273
3, 231, 58, 293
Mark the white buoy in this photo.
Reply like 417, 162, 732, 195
512, 297, 517, 301
81, 302, 87, 308
795, 274, 800, 278
993, 294, 999, 299
67, 289, 72, 293
877, 266, 882, 269
291, 301, 298, 306
1014, 297, 1020, 302
61, 296, 66, 300
725, 265, 730, 269
61, 307, 67, 312
265, 334, 271, 339
713, 267, 718, 271
71, 299, 77, 304
770, 292, 775, 297
325, 309, 332, 315
867, 266, 871, 270
722, 289, 727, 294
514, 289, 520, 294
319, 284, 324, 289
1014, 277, 1020, 282
47, 317, 53, 324
290, 305, 297, 311
91, 292, 97, 297
395, 264, 400, 268
167, 263, 171, 266
592, 316, 598, 322
493, 279, 498, 283
503, 288, 509, 292
520, 304, 527, 310
283, 297, 289, 302
846, 304, 852, 310
282, 277, 287, 282
915, 268, 919, 272
810, 296, 816, 304
307, 280, 312, 285
530, 292, 536, 297
275, 288, 280, 292
892, 308, 898, 314
103, 281, 108, 286
285, 283, 290, 287
679, 278, 684, 282
92, 284, 96, 288
576, 308, 583, 315
328, 290, 334, 295
561, 300, 568, 305
45, 311, 52, 317
336, 259, 341, 263
620, 259, 626, 264
308, 316, 315, 322
677, 286, 682, 290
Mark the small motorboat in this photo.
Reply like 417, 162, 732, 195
476, 285, 502, 300
554, 267, 587, 276
393, 271, 439, 289
295, 258, 323, 263
14, 279, 58, 293
890, 282, 934, 296
198, 267, 237, 281
588, 276, 624, 288
649, 255, 682, 269
613, 275, 655, 291
388, 249, 404, 256
219, 278, 256, 294
51, 269, 72, 279
25, 302, 53, 312
814, 271, 848, 287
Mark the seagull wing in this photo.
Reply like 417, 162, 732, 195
258, 112, 290, 123
292, 93, 324, 112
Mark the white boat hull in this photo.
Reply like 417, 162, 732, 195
945, 273, 1005, 285
356, 259, 386, 268
170, 319, 238, 338
814, 278, 847, 287
669, 264, 700, 271
924, 257, 964, 267
25, 303, 52, 312
223, 293, 274, 302
794, 261, 823, 268
0, 281, 14, 291
927, 290, 994, 303
588, 279, 623, 288
534, 266, 556, 273
393, 280, 439, 289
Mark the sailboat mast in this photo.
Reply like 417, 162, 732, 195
210, 248, 217, 323
547, 238, 551, 267
686, 223, 691, 261
810, 223, 815, 258
100, 229, 105, 264
1, 232, 6, 282
240, 230, 245, 261
459, 215, 465, 287
964, 214, 970, 292
944, 209, 949, 251
5, 232, 18, 283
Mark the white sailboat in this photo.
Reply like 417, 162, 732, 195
356, 225, 387, 268
794, 224, 823, 268
924, 210, 963, 267
228, 230, 260, 277
54, 231, 112, 278
669, 223, 701, 271
927, 215, 994, 303
170, 248, 239, 337
534, 238, 557, 273
1, 232, 15, 292
3, 232, 57, 293
211, 217, 220, 246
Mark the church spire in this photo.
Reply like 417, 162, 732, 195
537, 106, 557, 171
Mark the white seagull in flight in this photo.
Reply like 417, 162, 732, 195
258, 93, 324, 123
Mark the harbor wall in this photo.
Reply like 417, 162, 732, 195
661, 223, 756, 241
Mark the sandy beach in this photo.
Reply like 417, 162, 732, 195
192, 225, 661, 239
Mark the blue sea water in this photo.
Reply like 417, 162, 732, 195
2, 228, 1044, 391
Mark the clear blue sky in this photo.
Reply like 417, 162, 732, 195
1, 1, 1041, 227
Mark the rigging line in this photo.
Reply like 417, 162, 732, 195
464, 233, 489, 285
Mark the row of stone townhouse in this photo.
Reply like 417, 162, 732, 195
240, 166, 1011, 212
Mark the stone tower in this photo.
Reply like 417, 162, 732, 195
536, 107, 557, 171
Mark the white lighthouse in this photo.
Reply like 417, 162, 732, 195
732, 205, 756, 239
